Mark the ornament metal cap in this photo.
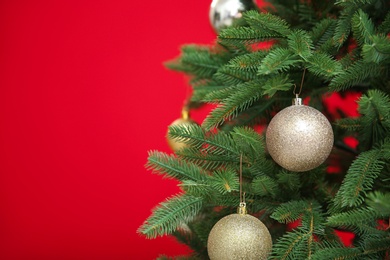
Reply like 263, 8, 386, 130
181, 106, 189, 120
237, 202, 247, 215
293, 96, 302, 105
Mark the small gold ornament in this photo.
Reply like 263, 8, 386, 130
166, 108, 196, 151
209, 0, 256, 33
207, 204, 272, 260
265, 97, 334, 172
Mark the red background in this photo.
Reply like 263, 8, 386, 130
0, 0, 215, 259
0, 1, 357, 259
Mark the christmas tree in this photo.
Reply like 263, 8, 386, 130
138, 0, 390, 259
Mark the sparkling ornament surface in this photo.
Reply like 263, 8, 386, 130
266, 102, 334, 172
207, 213, 272, 260
166, 117, 195, 151
209, 0, 256, 33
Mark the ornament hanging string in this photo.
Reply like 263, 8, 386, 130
182, 87, 192, 120
238, 154, 246, 214
293, 67, 306, 98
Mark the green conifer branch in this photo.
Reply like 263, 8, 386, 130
287, 29, 314, 60
362, 35, 390, 64
332, 149, 385, 209
328, 59, 381, 91
306, 52, 342, 79
258, 48, 301, 75
218, 26, 282, 47
310, 18, 337, 49
146, 151, 208, 182
377, 11, 390, 34
351, 9, 375, 46
243, 10, 292, 36
202, 80, 265, 130
138, 194, 203, 239
208, 167, 239, 195
252, 175, 278, 197
271, 200, 311, 224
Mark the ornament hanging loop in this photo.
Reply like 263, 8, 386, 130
238, 154, 247, 215
293, 68, 306, 105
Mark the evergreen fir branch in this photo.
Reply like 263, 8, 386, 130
213, 65, 255, 86
377, 11, 390, 34
172, 222, 209, 257
202, 80, 265, 130
252, 175, 278, 197
202, 85, 238, 103
261, 74, 293, 97
297, 3, 316, 26
258, 48, 301, 75
318, 236, 390, 259
334, 117, 363, 132
380, 137, 390, 159
168, 123, 207, 150
336, 0, 376, 6
248, 154, 277, 178
328, 59, 381, 91
218, 51, 268, 84
358, 89, 390, 148
277, 170, 302, 192
351, 9, 375, 47
138, 194, 203, 239
168, 124, 240, 160
362, 34, 390, 64
178, 180, 212, 198
191, 84, 228, 102
166, 45, 229, 80
362, 236, 390, 257
366, 191, 390, 216
306, 52, 343, 78
311, 247, 363, 260
333, 5, 356, 48
209, 168, 239, 195
177, 149, 237, 171
287, 29, 314, 60
327, 207, 381, 233
271, 200, 310, 224
359, 90, 390, 125
218, 26, 282, 47
230, 126, 266, 160
301, 201, 325, 235
227, 50, 268, 71
146, 151, 208, 182
243, 10, 292, 36
270, 227, 315, 260
333, 149, 385, 208
310, 18, 337, 48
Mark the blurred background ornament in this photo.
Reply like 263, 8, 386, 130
166, 106, 196, 152
209, 0, 257, 33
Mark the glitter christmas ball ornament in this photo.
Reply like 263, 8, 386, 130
209, 0, 256, 33
207, 213, 272, 260
265, 98, 334, 172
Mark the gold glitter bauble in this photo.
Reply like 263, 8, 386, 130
265, 102, 334, 172
166, 117, 196, 152
207, 213, 272, 260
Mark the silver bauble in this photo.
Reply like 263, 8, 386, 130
265, 99, 334, 172
209, 0, 256, 33
207, 213, 272, 260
